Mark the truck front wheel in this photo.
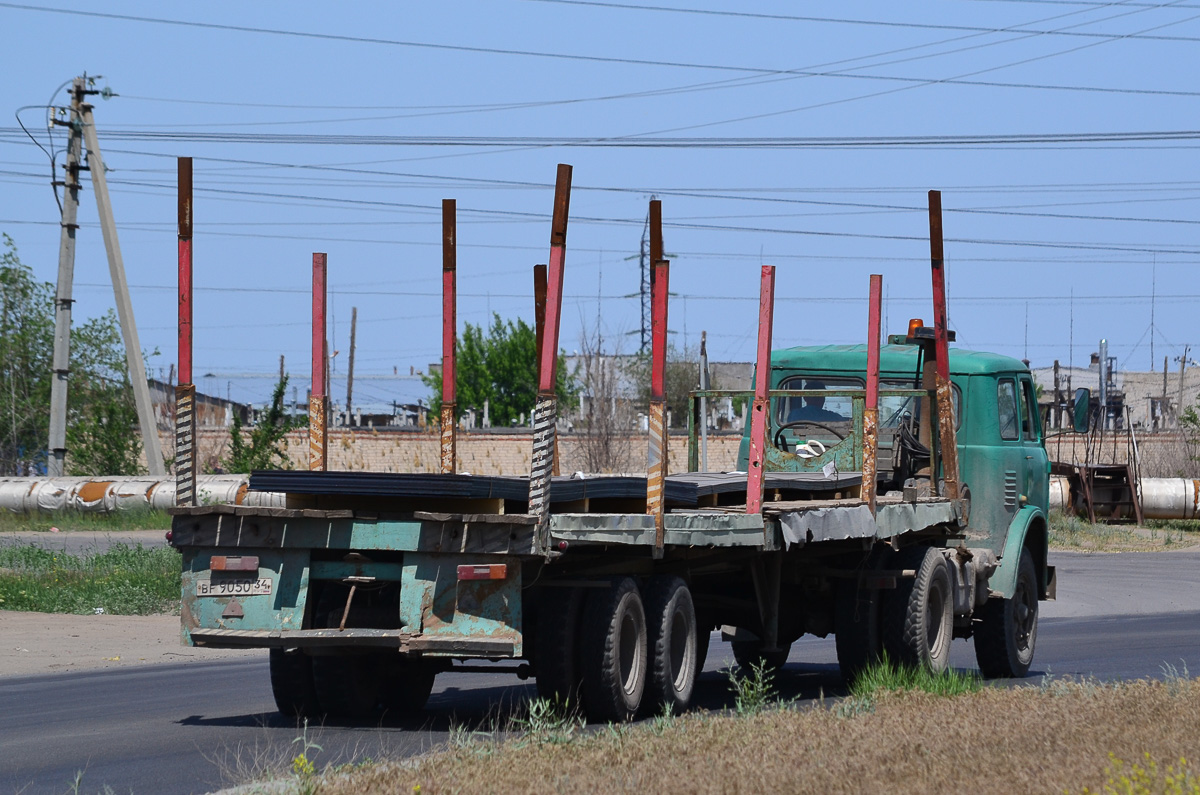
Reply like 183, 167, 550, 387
643, 576, 698, 715
973, 547, 1038, 678
580, 577, 648, 723
884, 546, 953, 674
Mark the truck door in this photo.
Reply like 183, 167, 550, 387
1018, 375, 1050, 512
996, 377, 1023, 522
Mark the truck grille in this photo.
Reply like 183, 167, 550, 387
1004, 471, 1018, 509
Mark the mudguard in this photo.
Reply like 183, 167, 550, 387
988, 506, 1049, 600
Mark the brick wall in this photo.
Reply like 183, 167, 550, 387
155, 427, 746, 475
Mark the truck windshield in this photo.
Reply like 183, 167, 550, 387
775, 377, 859, 423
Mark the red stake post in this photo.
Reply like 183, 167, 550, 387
529, 165, 572, 534
928, 191, 960, 502
310, 253, 328, 472
746, 265, 776, 515
175, 157, 195, 506
863, 274, 883, 515
646, 199, 669, 551
441, 199, 457, 474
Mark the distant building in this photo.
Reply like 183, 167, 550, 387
1032, 357, 1200, 431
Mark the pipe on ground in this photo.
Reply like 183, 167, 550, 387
0, 475, 285, 513
1048, 475, 1200, 520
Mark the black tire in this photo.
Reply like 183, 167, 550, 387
534, 586, 585, 705
834, 580, 882, 683
380, 658, 437, 716
312, 652, 383, 719
731, 639, 791, 673
974, 547, 1038, 678
883, 546, 954, 674
579, 577, 648, 723
269, 648, 321, 719
643, 576, 698, 715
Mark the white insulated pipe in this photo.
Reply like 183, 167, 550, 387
1048, 474, 1200, 520
1139, 477, 1200, 520
0, 475, 286, 514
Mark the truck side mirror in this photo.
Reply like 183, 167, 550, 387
1072, 388, 1091, 433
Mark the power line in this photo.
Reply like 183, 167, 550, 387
4, 127, 1197, 147
522, 0, 1200, 43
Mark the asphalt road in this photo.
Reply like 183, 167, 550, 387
2, 548, 1199, 795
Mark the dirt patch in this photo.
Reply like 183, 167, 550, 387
0, 610, 264, 678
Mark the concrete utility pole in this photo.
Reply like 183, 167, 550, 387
81, 97, 166, 475
346, 307, 357, 421
47, 78, 86, 476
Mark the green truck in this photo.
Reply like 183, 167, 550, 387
168, 329, 1056, 724
167, 178, 1058, 724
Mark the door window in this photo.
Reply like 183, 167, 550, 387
998, 379, 1019, 441
1021, 379, 1040, 441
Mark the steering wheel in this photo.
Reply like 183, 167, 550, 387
773, 420, 847, 453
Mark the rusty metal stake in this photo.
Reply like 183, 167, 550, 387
338, 584, 357, 631
863, 274, 883, 515
310, 253, 329, 472
746, 265, 777, 515
176, 156, 195, 506
646, 215, 669, 553
441, 199, 457, 474
529, 165, 572, 549
928, 191, 960, 502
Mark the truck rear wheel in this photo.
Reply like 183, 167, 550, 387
643, 576, 698, 715
381, 658, 437, 716
268, 648, 320, 719
312, 653, 383, 719
533, 586, 585, 705
580, 577, 647, 723
973, 547, 1038, 678
884, 546, 953, 674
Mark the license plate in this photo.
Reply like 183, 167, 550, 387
196, 576, 272, 597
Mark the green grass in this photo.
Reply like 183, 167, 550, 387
849, 657, 984, 700
0, 508, 172, 532
0, 542, 181, 614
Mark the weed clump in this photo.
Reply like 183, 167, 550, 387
0, 542, 180, 614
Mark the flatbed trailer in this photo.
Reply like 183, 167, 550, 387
169, 167, 1051, 722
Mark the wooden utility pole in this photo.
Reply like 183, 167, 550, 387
47, 78, 85, 476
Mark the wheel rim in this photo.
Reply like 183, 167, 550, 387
1013, 573, 1037, 653
668, 604, 695, 691
925, 571, 952, 666
618, 603, 645, 696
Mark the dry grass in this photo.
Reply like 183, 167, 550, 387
307, 677, 1200, 795
1049, 511, 1200, 552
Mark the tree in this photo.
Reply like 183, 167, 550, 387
575, 328, 635, 473
423, 314, 575, 427
0, 234, 154, 476
624, 343, 700, 428
0, 234, 54, 474
223, 375, 301, 472
65, 311, 145, 476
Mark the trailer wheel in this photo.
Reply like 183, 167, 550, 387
643, 576, 698, 715
312, 653, 382, 719
884, 546, 953, 674
533, 586, 585, 705
973, 547, 1038, 678
580, 577, 648, 723
381, 659, 437, 716
731, 639, 791, 674
834, 581, 882, 683
268, 648, 321, 719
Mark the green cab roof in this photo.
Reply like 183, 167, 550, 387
770, 343, 1029, 378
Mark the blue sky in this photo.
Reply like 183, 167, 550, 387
2, 1, 1198, 390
